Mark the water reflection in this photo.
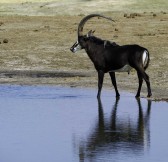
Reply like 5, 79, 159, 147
79, 98, 151, 161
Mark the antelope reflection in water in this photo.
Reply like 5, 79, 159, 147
79, 98, 151, 161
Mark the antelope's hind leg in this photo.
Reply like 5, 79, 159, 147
144, 72, 152, 97
136, 71, 143, 98
136, 68, 152, 98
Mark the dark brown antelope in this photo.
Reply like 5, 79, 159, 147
70, 14, 152, 99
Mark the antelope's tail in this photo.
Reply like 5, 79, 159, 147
143, 50, 150, 70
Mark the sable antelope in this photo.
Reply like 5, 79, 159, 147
70, 14, 152, 98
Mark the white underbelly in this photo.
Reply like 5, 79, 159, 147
109, 64, 132, 73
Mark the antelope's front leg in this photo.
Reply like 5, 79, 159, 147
97, 70, 104, 99
109, 72, 120, 98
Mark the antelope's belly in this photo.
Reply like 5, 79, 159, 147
109, 64, 132, 73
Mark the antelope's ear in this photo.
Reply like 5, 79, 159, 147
87, 30, 95, 37
91, 30, 95, 34
87, 30, 92, 37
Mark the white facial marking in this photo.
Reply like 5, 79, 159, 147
72, 41, 82, 53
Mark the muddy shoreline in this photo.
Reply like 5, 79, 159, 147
0, 70, 91, 78
0, 70, 167, 102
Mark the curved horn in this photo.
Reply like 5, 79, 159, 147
78, 14, 114, 37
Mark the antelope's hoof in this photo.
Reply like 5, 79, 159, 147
97, 94, 101, 99
116, 94, 120, 98
135, 94, 140, 98
147, 93, 152, 98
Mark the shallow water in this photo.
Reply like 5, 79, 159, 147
0, 85, 167, 162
